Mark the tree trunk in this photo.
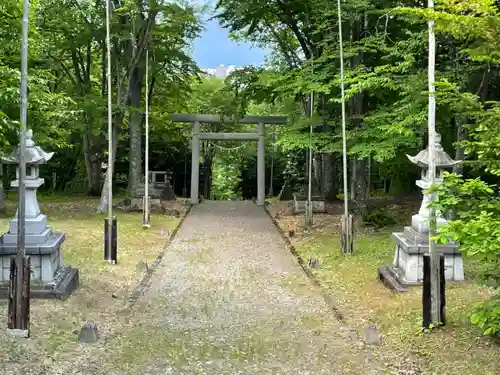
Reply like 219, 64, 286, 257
321, 153, 335, 200
0, 162, 4, 213
353, 158, 367, 209
350, 157, 356, 200
313, 152, 322, 190
348, 12, 369, 220
127, 67, 144, 197
97, 115, 123, 213
453, 116, 467, 175
367, 155, 372, 196
82, 110, 101, 196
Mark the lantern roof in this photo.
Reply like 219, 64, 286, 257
2, 129, 54, 165
406, 133, 461, 168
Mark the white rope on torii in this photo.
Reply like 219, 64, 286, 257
207, 141, 250, 152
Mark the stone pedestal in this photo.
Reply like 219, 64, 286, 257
379, 227, 464, 292
0, 130, 79, 299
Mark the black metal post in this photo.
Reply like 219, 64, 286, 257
104, 216, 117, 264
439, 254, 446, 326
7, 257, 16, 329
422, 253, 431, 329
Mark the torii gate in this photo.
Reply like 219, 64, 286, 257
171, 114, 287, 206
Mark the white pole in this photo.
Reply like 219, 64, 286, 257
105, 0, 113, 261
13, 0, 29, 331
143, 49, 150, 227
427, 0, 441, 325
306, 92, 314, 226
337, 0, 349, 223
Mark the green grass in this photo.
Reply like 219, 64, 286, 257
293, 229, 500, 375
0, 196, 181, 367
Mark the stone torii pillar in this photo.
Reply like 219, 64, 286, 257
257, 122, 265, 206
190, 121, 200, 204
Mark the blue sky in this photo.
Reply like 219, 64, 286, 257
192, 3, 267, 68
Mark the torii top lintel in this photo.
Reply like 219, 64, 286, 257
171, 113, 287, 125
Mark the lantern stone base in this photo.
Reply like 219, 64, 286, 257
0, 265, 79, 299
0, 219, 79, 299
378, 226, 464, 292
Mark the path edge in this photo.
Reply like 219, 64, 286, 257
124, 203, 193, 312
263, 202, 382, 362
263, 204, 345, 321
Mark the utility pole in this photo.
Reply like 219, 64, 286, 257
427, 0, 442, 325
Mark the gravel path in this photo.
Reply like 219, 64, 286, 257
125, 201, 380, 374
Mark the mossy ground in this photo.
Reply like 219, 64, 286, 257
272, 200, 500, 375
0, 195, 180, 372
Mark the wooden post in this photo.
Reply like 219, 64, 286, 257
423, 254, 446, 328
341, 214, 353, 254
104, 216, 117, 264
7, 256, 30, 337
142, 196, 150, 228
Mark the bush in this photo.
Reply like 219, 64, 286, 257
430, 173, 500, 336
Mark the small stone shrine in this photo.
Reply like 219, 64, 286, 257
378, 133, 464, 292
135, 171, 173, 200
130, 171, 175, 211
0, 130, 79, 299
292, 176, 326, 214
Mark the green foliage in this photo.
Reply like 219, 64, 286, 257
430, 173, 500, 336
363, 209, 397, 228
470, 297, 500, 336
212, 151, 242, 200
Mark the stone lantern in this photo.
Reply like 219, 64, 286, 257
0, 130, 79, 299
378, 133, 464, 292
